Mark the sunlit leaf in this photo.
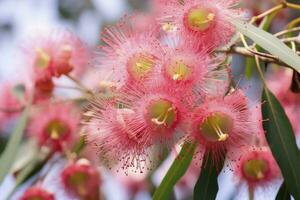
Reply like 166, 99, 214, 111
0, 96, 32, 183
153, 142, 196, 200
231, 19, 300, 73
244, 13, 277, 79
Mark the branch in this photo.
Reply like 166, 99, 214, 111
216, 46, 299, 68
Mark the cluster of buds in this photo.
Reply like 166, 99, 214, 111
22, 30, 90, 100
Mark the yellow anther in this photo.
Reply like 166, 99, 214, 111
35, 48, 50, 69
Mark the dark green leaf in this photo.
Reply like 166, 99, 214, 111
276, 182, 291, 200
152, 142, 196, 200
262, 88, 300, 200
193, 150, 225, 200
0, 137, 7, 155
0, 96, 32, 183
290, 70, 300, 93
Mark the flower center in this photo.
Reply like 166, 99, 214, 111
35, 48, 51, 69
166, 60, 191, 81
199, 112, 233, 142
186, 7, 215, 32
127, 53, 156, 81
69, 171, 88, 186
45, 120, 69, 140
68, 171, 89, 196
146, 99, 177, 128
243, 158, 269, 181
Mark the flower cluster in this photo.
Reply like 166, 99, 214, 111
3, 0, 293, 199
84, 0, 262, 174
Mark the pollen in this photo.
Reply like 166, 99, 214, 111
146, 99, 177, 128
35, 48, 51, 69
186, 7, 215, 32
243, 159, 269, 181
45, 119, 69, 140
166, 60, 191, 81
199, 112, 233, 142
162, 22, 176, 32
127, 53, 156, 81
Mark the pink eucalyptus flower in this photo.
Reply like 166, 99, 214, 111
235, 147, 280, 190
61, 159, 101, 200
155, 43, 230, 99
158, 0, 244, 49
28, 103, 80, 152
20, 186, 55, 200
84, 82, 187, 172
187, 89, 257, 164
83, 99, 140, 170
119, 83, 186, 142
97, 16, 164, 87
130, 13, 160, 36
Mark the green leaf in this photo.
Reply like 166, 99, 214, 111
230, 18, 300, 73
72, 135, 86, 154
193, 150, 225, 200
245, 58, 256, 79
153, 142, 196, 200
12, 84, 26, 102
244, 13, 277, 79
0, 97, 32, 183
276, 182, 291, 200
7, 152, 49, 199
261, 88, 300, 200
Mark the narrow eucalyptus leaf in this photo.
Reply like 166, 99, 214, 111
231, 19, 300, 73
262, 88, 300, 200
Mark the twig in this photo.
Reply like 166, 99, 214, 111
281, 36, 300, 43
65, 74, 93, 95
216, 46, 295, 68
274, 27, 300, 37
287, 2, 300, 10
250, 3, 286, 24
